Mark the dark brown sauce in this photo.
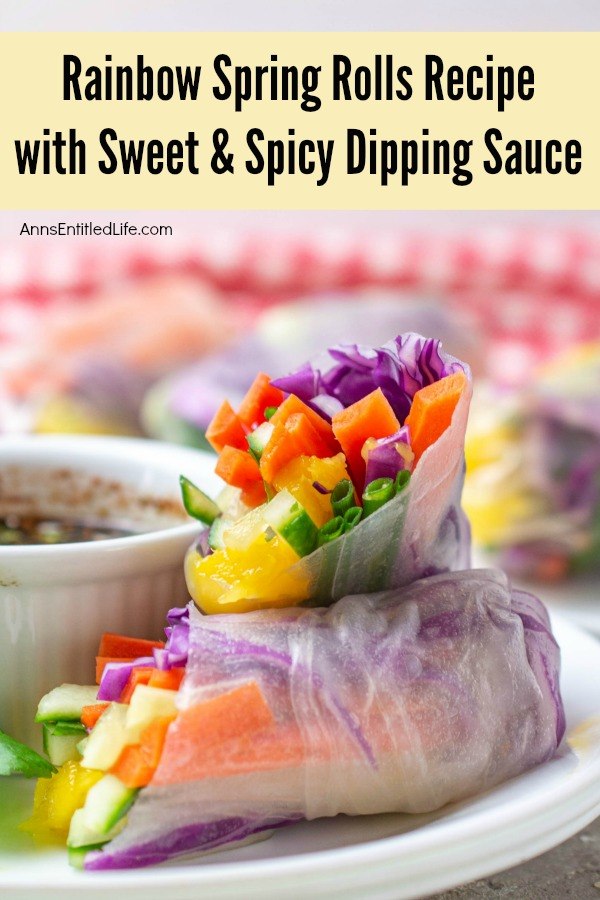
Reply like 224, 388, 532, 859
0, 514, 137, 546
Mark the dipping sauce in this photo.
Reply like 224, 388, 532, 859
0, 514, 136, 545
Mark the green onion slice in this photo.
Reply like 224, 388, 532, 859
395, 470, 411, 494
317, 515, 344, 546
343, 506, 363, 533
362, 477, 395, 517
331, 479, 355, 517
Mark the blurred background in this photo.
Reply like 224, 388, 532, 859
1, 214, 600, 624
2, 0, 599, 624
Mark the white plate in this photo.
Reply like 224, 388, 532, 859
0, 615, 599, 900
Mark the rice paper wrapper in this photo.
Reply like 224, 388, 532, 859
284, 364, 473, 605
86, 568, 564, 870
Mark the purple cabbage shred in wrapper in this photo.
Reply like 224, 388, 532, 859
364, 425, 412, 485
272, 333, 465, 422
97, 658, 155, 702
97, 607, 190, 702
195, 527, 213, 558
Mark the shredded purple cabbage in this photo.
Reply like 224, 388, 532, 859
364, 425, 412, 485
97, 658, 155, 702
196, 528, 213, 558
97, 608, 190, 702
512, 589, 566, 744
85, 815, 301, 870
272, 333, 465, 423
161, 606, 191, 668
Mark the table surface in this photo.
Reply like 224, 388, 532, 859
434, 816, 600, 899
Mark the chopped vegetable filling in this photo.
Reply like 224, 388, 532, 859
180, 334, 468, 615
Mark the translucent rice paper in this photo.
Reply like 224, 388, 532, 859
280, 358, 473, 605
86, 569, 564, 870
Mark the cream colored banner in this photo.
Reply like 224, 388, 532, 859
1, 33, 599, 209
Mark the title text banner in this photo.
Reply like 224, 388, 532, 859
1, 32, 599, 209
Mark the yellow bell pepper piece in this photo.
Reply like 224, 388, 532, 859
21, 760, 103, 837
272, 453, 351, 526
185, 531, 308, 614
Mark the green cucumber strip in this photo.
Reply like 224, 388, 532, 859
247, 446, 260, 464
44, 720, 87, 737
35, 684, 99, 724
208, 516, 228, 551
317, 515, 344, 547
247, 421, 274, 459
179, 475, 220, 525
0, 729, 56, 778
362, 477, 395, 517
343, 506, 363, 533
331, 479, 355, 517
264, 491, 317, 557
43, 727, 83, 767
68, 806, 127, 849
81, 775, 139, 835
395, 469, 411, 494
264, 406, 278, 420
81, 703, 129, 771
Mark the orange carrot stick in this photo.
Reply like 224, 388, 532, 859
332, 388, 400, 487
404, 372, 467, 465
81, 703, 110, 730
154, 682, 274, 785
98, 634, 164, 659
139, 716, 176, 769
110, 744, 155, 789
110, 716, 176, 787
120, 667, 155, 703
237, 373, 285, 429
205, 400, 248, 453
215, 445, 262, 489
240, 480, 268, 508
147, 667, 185, 692
260, 413, 332, 484
270, 395, 338, 454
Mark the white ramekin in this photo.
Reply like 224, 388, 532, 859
0, 435, 219, 747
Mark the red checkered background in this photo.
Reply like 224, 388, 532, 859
1, 228, 599, 386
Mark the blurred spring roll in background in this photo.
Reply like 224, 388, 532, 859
27, 569, 564, 870
2, 276, 239, 436
182, 333, 473, 612
465, 342, 600, 581
143, 298, 481, 444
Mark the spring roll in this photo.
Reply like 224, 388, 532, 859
28, 569, 562, 870
184, 333, 473, 612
